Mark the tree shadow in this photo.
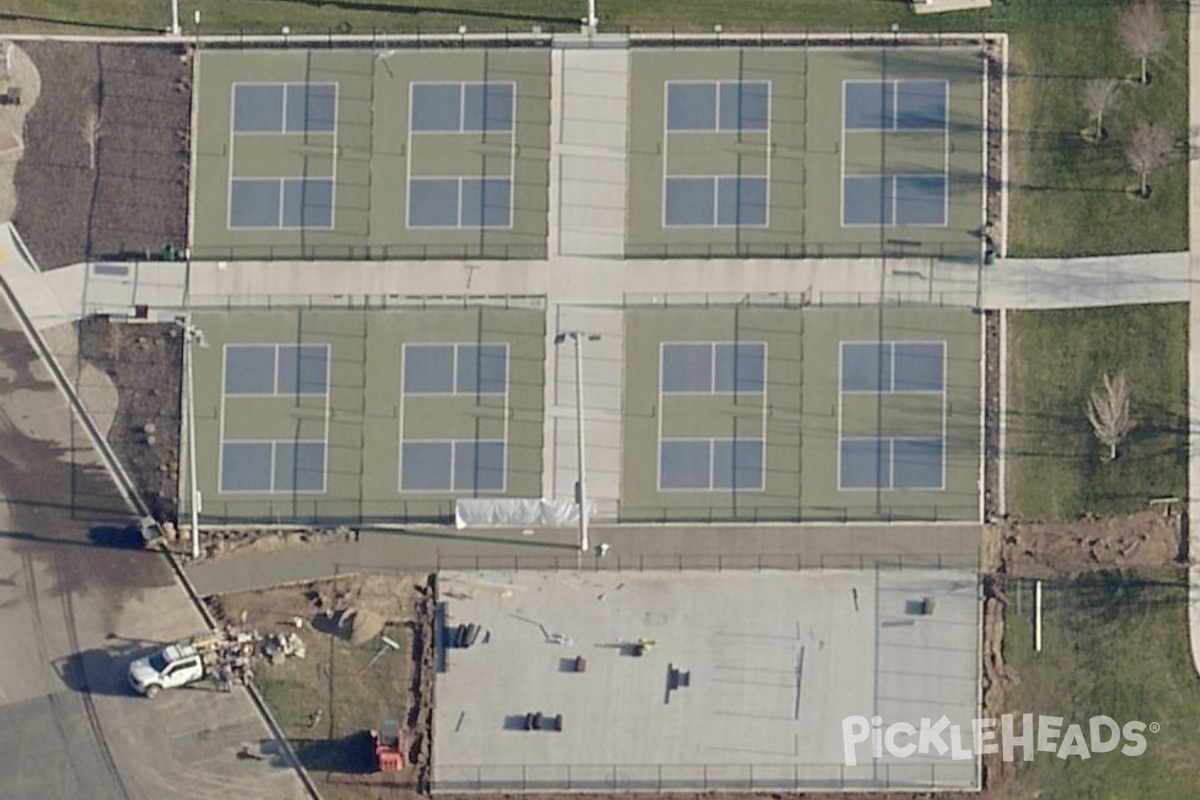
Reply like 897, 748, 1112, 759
252, 0, 579, 26
292, 730, 376, 773
0, 12, 161, 33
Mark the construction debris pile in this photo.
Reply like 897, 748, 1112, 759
195, 625, 310, 684
261, 631, 307, 664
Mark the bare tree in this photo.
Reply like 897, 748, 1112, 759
83, 109, 101, 171
1117, 1, 1169, 85
1081, 78, 1121, 140
1125, 119, 1176, 197
1086, 372, 1136, 462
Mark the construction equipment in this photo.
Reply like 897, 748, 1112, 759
372, 719, 405, 771
128, 628, 259, 698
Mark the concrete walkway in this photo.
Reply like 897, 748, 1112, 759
984, 252, 1189, 309
36, 247, 1193, 323
185, 523, 982, 596
0, 223, 71, 330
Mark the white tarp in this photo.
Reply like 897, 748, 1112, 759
454, 498, 590, 529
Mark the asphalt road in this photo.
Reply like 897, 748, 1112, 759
0, 311, 306, 799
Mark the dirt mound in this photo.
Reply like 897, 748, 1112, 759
346, 607, 386, 645
986, 510, 1183, 578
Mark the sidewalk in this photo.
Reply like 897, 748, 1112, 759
0, 222, 72, 330
184, 523, 982, 595
983, 252, 1189, 309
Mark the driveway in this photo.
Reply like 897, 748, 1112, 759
0, 308, 306, 799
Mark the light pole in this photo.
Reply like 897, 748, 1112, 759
585, 0, 598, 33
181, 319, 207, 559
170, 0, 180, 36
555, 331, 600, 553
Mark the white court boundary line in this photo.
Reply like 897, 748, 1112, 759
216, 342, 332, 495
405, 81, 518, 231
656, 340, 768, 493
836, 340, 948, 493
225, 82, 340, 231
660, 79, 773, 229
398, 342, 511, 493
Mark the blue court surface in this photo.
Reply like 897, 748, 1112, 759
839, 340, 947, 492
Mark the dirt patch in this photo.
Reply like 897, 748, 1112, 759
200, 526, 359, 560
984, 309, 1000, 518
209, 573, 432, 800
76, 316, 182, 519
985, 509, 1183, 578
13, 42, 189, 269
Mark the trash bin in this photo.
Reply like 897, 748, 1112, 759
983, 248, 995, 266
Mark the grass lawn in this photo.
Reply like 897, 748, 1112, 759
1007, 304, 1188, 522
1002, 1, 1189, 257
1002, 570, 1200, 799
256, 621, 412, 786
2, 1, 1186, 255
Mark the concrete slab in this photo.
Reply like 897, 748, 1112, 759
549, 305, 624, 516
912, 0, 992, 14
432, 569, 979, 793
983, 252, 1189, 310
0, 222, 71, 330
553, 49, 629, 257
41, 261, 188, 321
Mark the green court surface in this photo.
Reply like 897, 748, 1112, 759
627, 47, 985, 259
620, 306, 982, 522
185, 308, 545, 524
185, 306, 979, 525
191, 49, 550, 260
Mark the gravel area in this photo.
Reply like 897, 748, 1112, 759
77, 316, 182, 520
13, 42, 190, 269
